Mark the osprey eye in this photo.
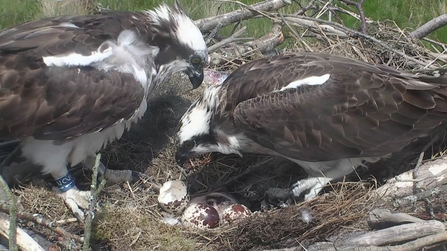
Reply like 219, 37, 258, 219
184, 140, 194, 149
191, 57, 201, 65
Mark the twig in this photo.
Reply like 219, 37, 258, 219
214, 0, 277, 20
0, 175, 17, 251
208, 23, 284, 67
294, 0, 319, 16
393, 184, 447, 208
278, 12, 313, 51
83, 154, 106, 251
208, 26, 250, 53
194, 0, 291, 32
277, 14, 431, 67
0, 202, 83, 244
205, 22, 223, 44
339, 0, 367, 34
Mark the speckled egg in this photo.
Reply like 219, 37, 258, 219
190, 192, 237, 215
181, 203, 220, 229
221, 204, 252, 225
158, 180, 189, 215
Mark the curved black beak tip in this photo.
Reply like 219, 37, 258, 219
175, 151, 188, 168
189, 72, 204, 89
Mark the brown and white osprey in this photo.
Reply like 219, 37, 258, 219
176, 52, 447, 201
0, 3, 207, 217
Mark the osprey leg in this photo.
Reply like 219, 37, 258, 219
83, 155, 149, 184
290, 177, 333, 200
51, 169, 90, 220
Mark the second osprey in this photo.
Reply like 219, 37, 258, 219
176, 52, 447, 200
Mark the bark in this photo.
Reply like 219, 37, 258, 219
410, 14, 447, 39
194, 0, 291, 33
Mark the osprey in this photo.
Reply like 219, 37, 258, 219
176, 52, 447, 201
0, 3, 207, 218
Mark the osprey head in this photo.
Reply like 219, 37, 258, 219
175, 86, 243, 168
146, 3, 207, 89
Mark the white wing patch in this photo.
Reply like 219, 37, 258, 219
42, 47, 113, 67
57, 22, 80, 29
279, 74, 331, 91
42, 30, 159, 89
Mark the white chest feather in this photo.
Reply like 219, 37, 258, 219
21, 99, 148, 175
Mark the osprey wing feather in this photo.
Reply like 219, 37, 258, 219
176, 52, 447, 201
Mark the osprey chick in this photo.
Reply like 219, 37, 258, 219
176, 52, 447, 201
0, 3, 207, 218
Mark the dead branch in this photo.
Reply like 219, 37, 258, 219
208, 22, 284, 67
0, 175, 17, 251
276, 14, 434, 67
0, 202, 83, 244
373, 156, 447, 201
194, 0, 291, 32
339, 0, 367, 34
334, 220, 445, 247
208, 26, 250, 53
367, 209, 423, 230
306, 231, 447, 251
0, 212, 44, 251
410, 14, 447, 39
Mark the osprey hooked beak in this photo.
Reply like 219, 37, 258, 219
185, 65, 204, 89
185, 53, 206, 89
175, 149, 191, 168
175, 141, 196, 168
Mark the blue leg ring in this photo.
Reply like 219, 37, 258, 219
55, 173, 75, 192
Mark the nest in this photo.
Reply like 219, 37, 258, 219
5, 1, 447, 250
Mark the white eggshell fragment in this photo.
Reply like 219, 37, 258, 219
181, 203, 220, 229
158, 180, 189, 215
221, 204, 252, 225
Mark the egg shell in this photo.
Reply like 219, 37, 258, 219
181, 203, 220, 229
190, 192, 237, 215
221, 204, 252, 225
158, 180, 189, 215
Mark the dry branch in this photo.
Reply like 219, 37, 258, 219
367, 209, 424, 230
335, 220, 445, 247
373, 157, 447, 200
194, 0, 291, 32
208, 22, 284, 67
0, 173, 17, 251
339, 0, 367, 34
208, 26, 250, 53
0, 212, 44, 251
410, 14, 447, 39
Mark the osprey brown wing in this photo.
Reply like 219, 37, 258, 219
0, 62, 144, 140
231, 54, 447, 161
0, 12, 152, 56
0, 13, 151, 140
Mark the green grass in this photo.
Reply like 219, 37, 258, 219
335, 0, 447, 42
0, 0, 446, 44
